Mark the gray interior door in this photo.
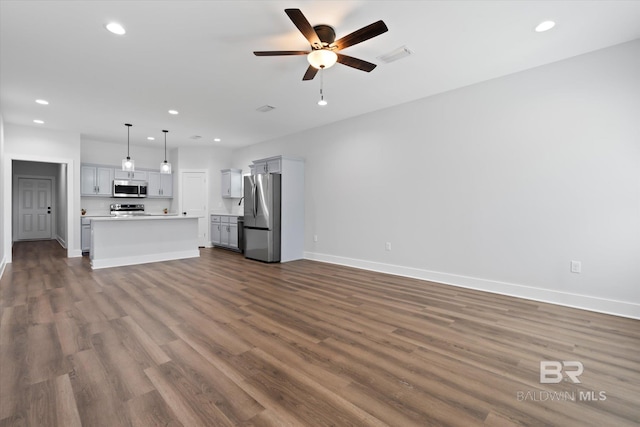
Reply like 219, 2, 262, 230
17, 178, 52, 240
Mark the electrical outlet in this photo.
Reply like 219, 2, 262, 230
385, 242, 392, 251
313, 235, 318, 242
570, 260, 581, 274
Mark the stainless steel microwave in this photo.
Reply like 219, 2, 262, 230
113, 180, 148, 198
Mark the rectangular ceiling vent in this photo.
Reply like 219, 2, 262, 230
256, 105, 276, 113
189, 135, 202, 140
377, 46, 413, 64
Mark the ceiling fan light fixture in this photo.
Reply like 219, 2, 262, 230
307, 49, 338, 69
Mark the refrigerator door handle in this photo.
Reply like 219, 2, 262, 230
252, 182, 257, 218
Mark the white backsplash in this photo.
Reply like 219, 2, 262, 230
81, 197, 174, 216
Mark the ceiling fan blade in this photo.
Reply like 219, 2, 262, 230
336, 54, 377, 72
285, 8, 322, 49
332, 20, 388, 51
254, 50, 309, 56
302, 65, 319, 81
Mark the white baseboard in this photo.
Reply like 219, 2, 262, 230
90, 249, 200, 270
304, 251, 640, 320
68, 249, 83, 258
56, 235, 67, 249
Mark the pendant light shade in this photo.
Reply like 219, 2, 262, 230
160, 130, 172, 174
122, 123, 135, 171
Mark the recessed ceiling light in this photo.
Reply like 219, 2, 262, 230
213, 138, 221, 142
256, 105, 276, 113
168, 110, 179, 115
105, 22, 126, 35
33, 119, 44, 124
535, 20, 556, 33
35, 99, 49, 105
147, 137, 155, 141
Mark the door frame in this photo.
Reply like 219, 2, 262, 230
2, 154, 77, 264
14, 175, 56, 241
178, 169, 210, 247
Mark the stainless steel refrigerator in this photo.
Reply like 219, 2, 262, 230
243, 173, 281, 262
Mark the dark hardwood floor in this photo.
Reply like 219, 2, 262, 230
1, 240, 639, 426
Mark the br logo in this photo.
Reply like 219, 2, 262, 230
540, 361, 584, 384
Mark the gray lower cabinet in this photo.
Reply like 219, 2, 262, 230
211, 215, 240, 251
81, 217, 91, 254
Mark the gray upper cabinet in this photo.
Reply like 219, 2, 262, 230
114, 170, 148, 181
252, 157, 281, 174
81, 165, 113, 196
221, 168, 242, 198
147, 172, 173, 198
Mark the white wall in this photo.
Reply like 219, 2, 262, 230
232, 40, 640, 319
2, 124, 81, 260
57, 163, 67, 246
0, 114, 5, 277
82, 138, 171, 170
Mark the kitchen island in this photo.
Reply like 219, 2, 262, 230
89, 215, 199, 269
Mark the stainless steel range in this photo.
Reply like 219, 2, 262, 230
110, 203, 148, 217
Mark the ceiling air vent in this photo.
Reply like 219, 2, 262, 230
377, 45, 412, 64
189, 135, 202, 140
256, 105, 276, 113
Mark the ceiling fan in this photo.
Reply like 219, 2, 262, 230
253, 8, 388, 81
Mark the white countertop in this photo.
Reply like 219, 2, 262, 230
90, 214, 196, 222
210, 212, 243, 217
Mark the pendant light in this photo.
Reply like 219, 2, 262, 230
317, 68, 327, 106
160, 130, 172, 174
122, 123, 135, 171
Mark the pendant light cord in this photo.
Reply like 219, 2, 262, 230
125, 123, 132, 159
163, 130, 168, 161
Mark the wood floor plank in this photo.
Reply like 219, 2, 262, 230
26, 375, 82, 427
114, 316, 171, 365
0, 305, 29, 420
1, 241, 639, 426
144, 361, 236, 427
162, 339, 265, 423
90, 324, 156, 400
67, 349, 132, 427
125, 390, 183, 427
25, 322, 69, 385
